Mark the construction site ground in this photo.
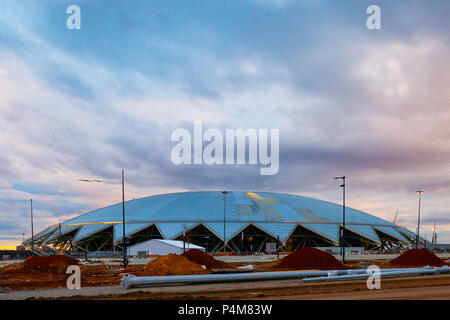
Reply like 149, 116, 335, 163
2, 274, 450, 300
1, 253, 449, 300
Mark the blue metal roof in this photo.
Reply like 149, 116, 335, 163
44, 225, 80, 243
73, 224, 112, 243
301, 223, 340, 243
253, 222, 298, 241
36, 191, 411, 245
204, 222, 248, 240
345, 224, 381, 244
156, 222, 196, 239
32, 226, 57, 242
373, 226, 409, 243
114, 222, 152, 242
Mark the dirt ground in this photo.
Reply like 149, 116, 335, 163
0, 259, 393, 292
0, 264, 143, 291
38, 274, 450, 300
1, 256, 448, 300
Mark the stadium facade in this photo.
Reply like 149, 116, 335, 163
24, 191, 421, 253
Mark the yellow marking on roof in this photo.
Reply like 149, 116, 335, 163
61, 221, 122, 226
246, 192, 262, 199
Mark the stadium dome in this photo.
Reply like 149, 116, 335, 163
26, 191, 418, 253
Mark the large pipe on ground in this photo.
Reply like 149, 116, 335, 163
302, 265, 450, 282
120, 267, 446, 289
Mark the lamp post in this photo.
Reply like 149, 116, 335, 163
30, 199, 34, 255
334, 176, 346, 264
183, 229, 186, 254
121, 170, 128, 268
432, 220, 436, 245
58, 222, 63, 255
416, 190, 424, 249
277, 235, 280, 259
78, 170, 128, 267
222, 191, 228, 253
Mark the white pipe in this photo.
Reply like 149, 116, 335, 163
302, 266, 450, 282
121, 270, 336, 288
120, 267, 436, 289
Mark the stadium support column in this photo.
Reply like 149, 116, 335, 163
343, 178, 346, 263
334, 176, 346, 264
59, 223, 63, 255
30, 199, 34, 256
122, 170, 128, 268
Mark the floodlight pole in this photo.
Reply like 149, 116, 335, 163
77, 172, 128, 265
222, 191, 228, 253
122, 169, 128, 268
334, 176, 346, 264
59, 222, 63, 255
30, 199, 34, 256
416, 190, 423, 249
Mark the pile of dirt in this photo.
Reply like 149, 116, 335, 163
0, 255, 79, 276
390, 249, 445, 267
0, 257, 136, 291
182, 249, 232, 270
0, 255, 80, 291
141, 254, 211, 276
273, 247, 346, 270
23, 255, 79, 273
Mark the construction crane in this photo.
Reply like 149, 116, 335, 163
393, 208, 399, 224
431, 220, 437, 244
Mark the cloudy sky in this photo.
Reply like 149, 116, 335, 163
0, 0, 449, 245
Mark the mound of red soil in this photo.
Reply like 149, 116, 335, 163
24, 255, 79, 273
274, 247, 346, 270
182, 249, 232, 270
390, 249, 445, 267
141, 254, 210, 276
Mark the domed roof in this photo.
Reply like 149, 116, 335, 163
33, 191, 412, 245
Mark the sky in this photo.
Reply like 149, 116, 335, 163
0, 0, 449, 246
